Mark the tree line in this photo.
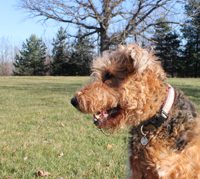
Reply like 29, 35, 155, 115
14, 28, 94, 76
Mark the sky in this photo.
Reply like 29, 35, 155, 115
0, 1, 61, 46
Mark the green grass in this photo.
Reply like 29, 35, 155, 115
169, 78, 200, 110
0, 77, 199, 179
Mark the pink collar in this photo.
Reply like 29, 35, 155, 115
161, 84, 175, 119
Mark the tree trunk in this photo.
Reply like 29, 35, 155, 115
99, 27, 110, 53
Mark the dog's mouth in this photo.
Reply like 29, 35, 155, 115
93, 106, 121, 127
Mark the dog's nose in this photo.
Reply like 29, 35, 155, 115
71, 97, 79, 108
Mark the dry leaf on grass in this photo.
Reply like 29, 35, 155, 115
23, 156, 28, 161
58, 152, 64, 158
5, 176, 12, 179
107, 144, 113, 150
60, 122, 65, 127
36, 170, 50, 177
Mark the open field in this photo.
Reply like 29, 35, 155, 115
0, 77, 199, 179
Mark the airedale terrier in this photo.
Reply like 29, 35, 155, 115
71, 44, 200, 178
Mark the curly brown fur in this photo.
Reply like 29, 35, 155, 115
71, 44, 200, 178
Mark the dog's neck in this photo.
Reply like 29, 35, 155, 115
131, 85, 198, 151
138, 85, 175, 146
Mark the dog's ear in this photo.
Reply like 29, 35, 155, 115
119, 44, 166, 80
119, 44, 152, 73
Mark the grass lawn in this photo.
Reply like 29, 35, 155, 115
0, 77, 199, 179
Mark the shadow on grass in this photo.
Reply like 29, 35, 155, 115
174, 85, 200, 98
174, 84, 200, 107
0, 83, 82, 94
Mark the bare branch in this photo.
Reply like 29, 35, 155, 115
19, 0, 183, 52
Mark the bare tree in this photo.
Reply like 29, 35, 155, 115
0, 37, 18, 75
19, 0, 182, 52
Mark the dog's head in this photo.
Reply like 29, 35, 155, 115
71, 44, 167, 129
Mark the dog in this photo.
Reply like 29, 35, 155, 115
71, 44, 199, 178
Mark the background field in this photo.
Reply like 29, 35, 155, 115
0, 77, 199, 179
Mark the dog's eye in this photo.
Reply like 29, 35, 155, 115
103, 72, 113, 82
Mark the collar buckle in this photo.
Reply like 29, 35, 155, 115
160, 110, 168, 119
